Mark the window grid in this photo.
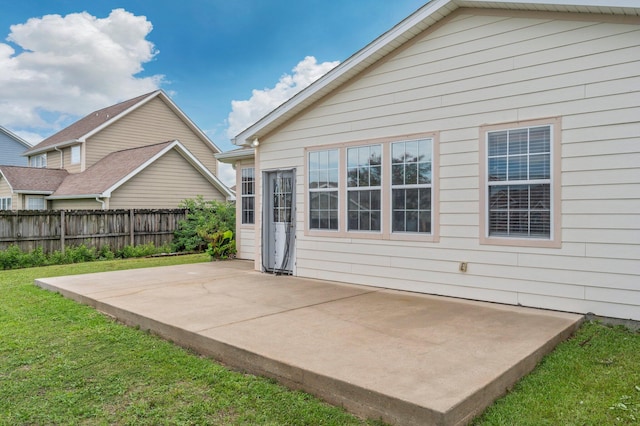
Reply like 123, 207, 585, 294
487, 126, 552, 238
347, 145, 382, 232
241, 167, 255, 224
308, 149, 339, 230
391, 139, 433, 233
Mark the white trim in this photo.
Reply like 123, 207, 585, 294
0, 171, 15, 193
46, 194, 102, 200
100, 140, 234, 201
216, 148, 256, 163
26, 90, 223, 156
0, 126, 31, 148
24, 139, 80, 156
233, 0, 639, 146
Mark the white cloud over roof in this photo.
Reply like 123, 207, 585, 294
226, 55, 339, 139
0, 9, 163, 131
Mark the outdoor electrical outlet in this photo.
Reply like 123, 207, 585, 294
459, 262, 468, 272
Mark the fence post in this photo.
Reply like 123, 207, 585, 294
60, 210, 66, 253
130, 209, 135, 246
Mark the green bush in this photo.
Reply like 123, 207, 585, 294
205, 230, 236, 260
0, 242, 171, 270
172, 196, 236, 253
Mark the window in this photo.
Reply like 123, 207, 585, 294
31, 154, 46, 168
486, 125, 552, 239
347, 145, 382, 231
26, 196, 45, 210
241, 167, 255, 224
71, 145, 81, 164
308, 149, 339, 230
0, 197, 11, 210
391, 138, 433, 233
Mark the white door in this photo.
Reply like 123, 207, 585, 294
263, 170, 295, 274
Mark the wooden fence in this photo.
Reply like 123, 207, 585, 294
0, 209, 186, 253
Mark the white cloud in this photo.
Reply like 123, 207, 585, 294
217, 162, 236, 188
226, 56, 339, 139
0, 9, 163, 131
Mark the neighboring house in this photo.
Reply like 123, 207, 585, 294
0, 90, 233, 210
0, 126, 31, 166
217, 0, 640, 321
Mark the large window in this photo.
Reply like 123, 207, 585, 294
308, 149, 339, 230
241, 167, 255, 224
486, 125, 552, 238
0, 197, 11, 210
391, 139, 433, 233
347, 145, 381, 231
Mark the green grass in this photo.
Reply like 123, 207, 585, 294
474, 321, 640, 425
0, 255, 384, 425
1, 256, 639, 425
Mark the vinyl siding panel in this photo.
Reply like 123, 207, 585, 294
0, 134, 29, 166
0, 178, 16, 209
255, 10, 640, 320
108, 149, 224, 209
50, 199, 103, 210
85, 97, 218, 175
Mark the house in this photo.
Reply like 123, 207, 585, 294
0, 90, 233, 210
217, 0, 640, 321
0, 126, 31, 167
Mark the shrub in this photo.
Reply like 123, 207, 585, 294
0, 241, 171, 270
204, 230, 236, 260
172, 196, 235, 252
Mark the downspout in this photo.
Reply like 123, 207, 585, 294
54, 146, 64, 168
95, 197, 106, 210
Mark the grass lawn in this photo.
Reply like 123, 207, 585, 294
1, 255, 639, 425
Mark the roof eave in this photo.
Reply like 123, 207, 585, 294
215, 148, 256, 163
46, 194, 103, 200
23, 139, 82, 156
16, 190, 55, 195
232, 0, 640, 146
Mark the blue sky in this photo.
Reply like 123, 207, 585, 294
0, 0, 427, 183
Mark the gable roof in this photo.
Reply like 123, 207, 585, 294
0, 126, 32, 149
0, 166, 68, 194
48, 141, 234, 200
232, 0, 640, 146
25, 90, 222, 156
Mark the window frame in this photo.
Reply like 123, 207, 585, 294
308, 149, 340, 231
479, 117, 562, 248
26, 196, 46, 210
71, 145, 81, 164
0, 197, 12, 210
391, 138, 433, 235
30, 154, 47, 168
304, 132, 439, 242
240, 167, 255, 225
346, 144, 382, 233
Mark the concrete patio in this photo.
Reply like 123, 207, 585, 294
35, 260, 583, 426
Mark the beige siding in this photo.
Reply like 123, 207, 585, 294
0, 178, 16, 210
85, 97, 218, 175
50, 198, 103, 210
108, 149, 225, 209
44, 150, 61, 169
256, 10, 640, 320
